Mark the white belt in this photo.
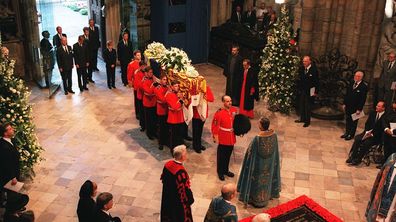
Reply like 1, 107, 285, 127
144, 92, 155, 96
157, 100, 164, 104
169, 107, 182, 111
220, 127, 233, 132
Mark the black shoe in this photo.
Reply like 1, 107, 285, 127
148, 136, 155, 140
108, 86, 112, 89
376, 164, 383, 169
90, 79, 95, 83
225, 171, 234, 177
346, 158, 352, 164
340, 134, 348, 138
64, 91, 68, 95
201, 145, 206, 151
112, 85, 116, 89
80, 88, 83, 92
345, 135, 353, 140
295, 120, 303, 123
218, 175, 225, 181
140, 127, 145, 132
83, 87, 88, 90
68, 90, 75, 94
350, 160, 360, 166
184, 136, 193, 141
303, 123, 310, 127
94, 68, 99, 71
159, 145, 164, 150
194, 149, 202, 153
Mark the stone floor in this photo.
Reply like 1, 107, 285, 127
23, 63, 376, 222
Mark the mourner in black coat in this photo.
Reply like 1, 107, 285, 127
94, 192, 121, 222
224, 46, 243, 106
242, 7, 257, 28
88, 19, 101, 71
295, 56, 319, 127
103, 40, 117, 89
230, 6, 242, 23
83, 27, 94, 83
383, 102, 396, 164
117, 33, 134, 86
346, 102, 386, 165
77, 180, 97, 222
56, 37, 74, 95
52, 26, 67, 49
341, 71, 368, 140
73, 35, 89, 92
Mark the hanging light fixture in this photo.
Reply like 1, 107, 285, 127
275, 0, 285, 4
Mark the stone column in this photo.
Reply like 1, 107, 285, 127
210, 0, 232, 27
105, 0, 121, 47
299, 0, 316, 56
210, 0, 219, 27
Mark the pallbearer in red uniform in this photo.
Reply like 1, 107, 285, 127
212, 95, 238, 181
142, 66, 157, 140
155, 74, 169, 150
135, 61, 146, 131
165, 81, 185, 152
127, 50, 142, 120
239, 59, 259, 119
192, 85, 214, 153
160, 145, 194, 222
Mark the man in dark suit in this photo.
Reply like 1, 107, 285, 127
83, 27, 94, 83
378, 52, 396, 110
383, 101, 396, 165
117, 32, 134, 86
341, 71, 368, 140
103, 40, 117, 89
73, 35, 89, 92
346, 101, 386, 166
52, 26, 67, 49
94, 192, 121, 222
230, 5, 242, 23
295, 56, 319, 127
242, 6, 256, 29
88, 19, 100, 71
56, 37, 74, 95
224, 45, 243, 106
0, 123, 29, 213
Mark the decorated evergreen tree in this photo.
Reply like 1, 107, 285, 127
258, 4, 300, 114
0, 39, 43, 177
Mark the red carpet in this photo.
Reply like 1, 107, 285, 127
239, 195, 343, 222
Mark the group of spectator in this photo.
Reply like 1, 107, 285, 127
230, 3, 277, 34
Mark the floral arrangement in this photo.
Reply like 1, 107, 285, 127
145, 42, 199, 78
258, 4, 300, 114
0, 40, 43, 178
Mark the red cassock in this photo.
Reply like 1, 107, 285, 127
134, 70, 145, 100
142, 77, 156, 108
165, 91, 185, 124
193, 86, 215, 119
211, 107, 238, 146
155, 85, 169, 116
127, 60, 140, 87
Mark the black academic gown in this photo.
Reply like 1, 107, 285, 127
224, 54, 243, 106
160, 160, 194, 222
240, 67, 259, 111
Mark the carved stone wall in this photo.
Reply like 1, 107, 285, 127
297, 0, 386, 82
210, 0, 232, 27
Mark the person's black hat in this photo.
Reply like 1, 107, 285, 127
233, 114, 251, 136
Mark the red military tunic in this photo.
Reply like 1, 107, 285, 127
142, 77, 156, 108
127, 60, 140, 87
193, 86, 215, 119
211, 106, 238, 146
134, 70, 145, 100
155, 85, 169, 116
165, 91, 185, 124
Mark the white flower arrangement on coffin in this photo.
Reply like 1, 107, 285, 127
145, 42, 167, 59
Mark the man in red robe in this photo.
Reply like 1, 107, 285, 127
155, 74, 169, 150
165, 80, 185, 152
161, 145, 194, 222
239, 59, 259, 119
142, 66, 157, 140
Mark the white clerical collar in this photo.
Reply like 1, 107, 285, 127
225, 199, 232, 204
174, 160, 183, 164
306, 64, 311, 70
378, 111, 385, 119
2, 137, 13, 145
101, 209, 110, 215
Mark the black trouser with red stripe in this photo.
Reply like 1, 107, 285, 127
217, 144, 234, 176
144, 106, 157, 138
157, 115, 169, 146
192, 118, 204, 151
